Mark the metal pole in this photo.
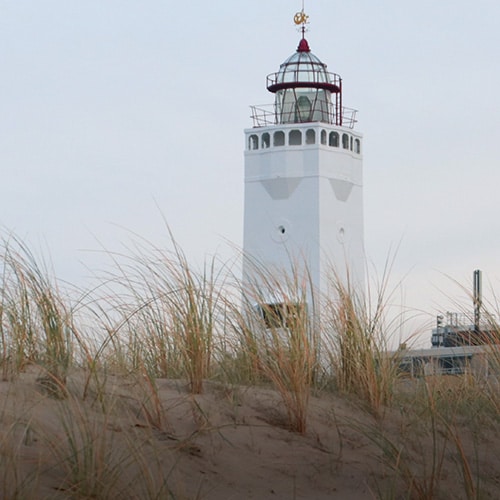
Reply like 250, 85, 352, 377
473, 269, 482, 335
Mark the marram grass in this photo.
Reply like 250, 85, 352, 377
0, 232, 498, 498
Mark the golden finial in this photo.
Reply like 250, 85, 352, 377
294, 10, 309, 27
294, 0, 309, 38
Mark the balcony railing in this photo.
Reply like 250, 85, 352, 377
266, 71, 342, 94
250, 104, 358, 129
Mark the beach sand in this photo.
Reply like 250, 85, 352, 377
1, 367, 499, 499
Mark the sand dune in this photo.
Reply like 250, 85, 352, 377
1, 367, 499, 499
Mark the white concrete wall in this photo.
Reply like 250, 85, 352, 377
243, 123, 365, 307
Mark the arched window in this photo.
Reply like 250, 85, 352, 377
342, 133, 349, 149
249, 134, 259, 150
320, 130, 327, 145
354, 138, 361, 154
329, 131, 339, 147
274, 131, 285, 147
350, 136, 353, 151
262, 133, 270, 149
289, 129, 302, 146
295, 95, 312, 122
306, 129, 316, 145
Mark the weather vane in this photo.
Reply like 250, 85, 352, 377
294, 1, 309, 36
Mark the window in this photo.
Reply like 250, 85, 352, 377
329, 131, 339, 147
306, 129, 316, 145
320, 130, 327, 145
259, 302, 305, 329
350, 136, 353, 151
249, 134, 259, 150
289, 129, 302, 146
262, 132, 270, 149
295, 95, 312, 122
274, 131, 285, 147
342, 133, 349, 149
354, 138, 361, 154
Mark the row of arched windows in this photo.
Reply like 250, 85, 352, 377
248, 129, 361, 154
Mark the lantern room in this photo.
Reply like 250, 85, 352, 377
249, 10, 357, 130
266, 36, 343, 125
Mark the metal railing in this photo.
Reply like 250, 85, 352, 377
444, 311, 495, 329
250, 104, 358, 129
266, 70, 342, 90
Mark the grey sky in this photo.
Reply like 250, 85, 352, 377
1, 0, 499, 344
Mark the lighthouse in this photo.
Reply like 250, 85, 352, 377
243, 9, 365, 315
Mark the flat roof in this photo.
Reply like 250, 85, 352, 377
391, 344, 499, 359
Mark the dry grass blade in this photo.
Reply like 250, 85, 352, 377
232, 257, 318, 434
324, 259, 406, 415
0, 236, 73, 397
93, 228, 226, 394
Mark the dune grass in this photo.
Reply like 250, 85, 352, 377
91, 233, 225, 395
323, 262, 409, 416
0, 237, 73, 398
228, 259, 319, 434
355, 371, 500, 500
0, 232, 498, 498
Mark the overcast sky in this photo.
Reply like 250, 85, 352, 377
1, 0, 499, 345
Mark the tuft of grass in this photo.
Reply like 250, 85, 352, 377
94, 229, 226, 394
324, 266, 403, 415
229, 259, 319, 434
135, 362, 169, 430
360, 373, 498, 499
0, 236, 73, 398
0, 240, 38, 379
352, 383, 449, 500
47, 397, 121, 497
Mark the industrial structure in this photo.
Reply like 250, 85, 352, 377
431, 270, 497, 348
398, 270, 499, 376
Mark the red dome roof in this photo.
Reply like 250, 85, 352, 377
297, 38, 310, 53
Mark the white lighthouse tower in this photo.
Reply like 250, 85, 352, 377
242, 9, 365, 314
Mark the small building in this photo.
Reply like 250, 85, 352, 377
396, 345, 496, 378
